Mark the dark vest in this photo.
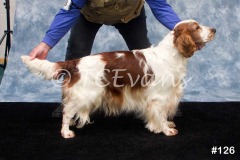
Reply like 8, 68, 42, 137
81, 0, 144, 25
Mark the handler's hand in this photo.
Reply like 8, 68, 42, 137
29, 42, 51, 60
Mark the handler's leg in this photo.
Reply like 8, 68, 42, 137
65, 14, 102, 60
114, 7, 151, 50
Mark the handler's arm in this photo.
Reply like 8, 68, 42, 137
42, 0, 86, 48
146, 0, 181, 30
29, 0, 85, 60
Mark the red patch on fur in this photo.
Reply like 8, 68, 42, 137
100, 51, 154, 106
56, 59, 81, 88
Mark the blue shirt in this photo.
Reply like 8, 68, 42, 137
42, 0, 181, 48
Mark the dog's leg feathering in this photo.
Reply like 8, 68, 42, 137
145, 100, 178, 136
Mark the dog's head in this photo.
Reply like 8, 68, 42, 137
173, 20, 216, 58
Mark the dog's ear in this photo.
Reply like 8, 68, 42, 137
174, 31, 197, 58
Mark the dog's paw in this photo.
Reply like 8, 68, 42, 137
146, 123, 162, 134
167, 121, 176, 128
61, 130, 75, 138
163, 128, 178, 136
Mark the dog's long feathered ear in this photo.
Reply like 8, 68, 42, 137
174, 31, 197, 58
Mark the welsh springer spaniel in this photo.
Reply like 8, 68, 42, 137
21, 20, 216, 138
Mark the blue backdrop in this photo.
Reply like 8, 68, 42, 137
0, 0, 240, 102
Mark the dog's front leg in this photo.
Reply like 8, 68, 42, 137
145, 100, 178, 136
160, 107, 178, 136
145, 100, 163, 134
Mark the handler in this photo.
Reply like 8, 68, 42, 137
29, 0, 181, 60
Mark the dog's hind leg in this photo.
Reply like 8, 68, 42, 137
61, 103, 78, 139
67, 106, 93, 133
75, 107, 92, 128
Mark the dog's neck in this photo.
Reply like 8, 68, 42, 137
157, 32, 187, 60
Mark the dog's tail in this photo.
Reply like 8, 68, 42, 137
21, 55, 64, 80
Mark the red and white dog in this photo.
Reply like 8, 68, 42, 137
21, 20, 216, 138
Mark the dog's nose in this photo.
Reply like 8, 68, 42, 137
211, 28, 216, 33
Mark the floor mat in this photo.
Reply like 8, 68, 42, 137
0, 102, 239, 160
